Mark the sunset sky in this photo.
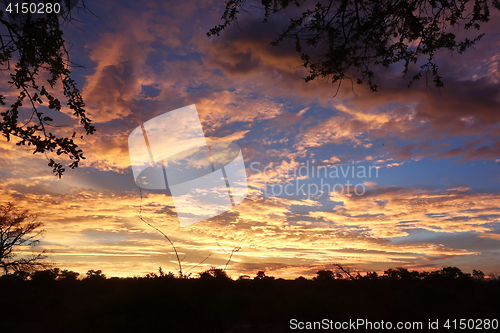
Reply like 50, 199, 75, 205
1, 0, 500, 278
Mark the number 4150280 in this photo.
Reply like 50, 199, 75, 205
5, 2, 61, 14
444, 319, 498, 330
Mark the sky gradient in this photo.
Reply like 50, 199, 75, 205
1, 0, 500, 278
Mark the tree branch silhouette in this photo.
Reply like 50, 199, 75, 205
217, 241, 241, 271
333, 262, 355, 280
0, 202, 48, 274
208, 0, 500, 92
0, 0, 95, 177
137, 188, 184, 278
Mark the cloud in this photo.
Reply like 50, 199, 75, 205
204, 7, 500, 162
478, 233, 500, 241
82, 8, 182, 123
310, 186, 500, 238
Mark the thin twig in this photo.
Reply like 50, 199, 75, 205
216, 241, 241, 271
137, 188, 184, 278
185, 254, 212, 274
332, 261, 355, 280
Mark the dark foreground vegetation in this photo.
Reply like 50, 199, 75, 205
0, 267, 499, 333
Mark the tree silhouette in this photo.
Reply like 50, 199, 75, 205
430, 266, 469, 279
313, 269, 335, 281
383, 267, 420, 280
31, 267, 60, 283
364, 271, 378, 280
209, 0, 500, 93
333, 262, 355, 279
254, 270, 266, 280
0, 202, 47, 274
85, 269, 106, 280
472, 269, 485, 280
254, 270, 275, 280
0, 264, 498, 332
199, 267, 232, 280
0, 0, 95, 177
58, 268, 80, 281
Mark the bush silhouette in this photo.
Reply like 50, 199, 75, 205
0, 265, 498, 332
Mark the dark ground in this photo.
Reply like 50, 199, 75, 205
0, 268, 499, 333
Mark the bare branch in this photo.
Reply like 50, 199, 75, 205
137, 188, 184, 278
0, 203, 47, 275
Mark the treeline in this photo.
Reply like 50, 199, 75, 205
0, 265, 495, 282
0, 266, 498, 333
311, 266, 491, 282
